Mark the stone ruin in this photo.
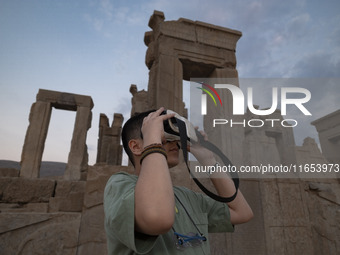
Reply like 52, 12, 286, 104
1, 10, 340, 255
312, 109, 340, 164
96, 113, 124, 165
20, 89, 93, 180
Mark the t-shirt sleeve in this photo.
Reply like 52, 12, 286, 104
103, 172, 158, 254
194, 190, 234, 233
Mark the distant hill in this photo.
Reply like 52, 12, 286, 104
0, 160, 66, 177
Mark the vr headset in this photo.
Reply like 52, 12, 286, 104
161, 109, 239, 203
162, 110, 199, 144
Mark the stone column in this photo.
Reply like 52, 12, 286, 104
147, 54, 185, 115
204, 68, 244, 166
96, 113, 123, 166
20, 101, 52, 178
106, 114, 124, 165
96, 114, 109, 163
64, 106, 92, 181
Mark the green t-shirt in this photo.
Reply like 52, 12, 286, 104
104, 172, 234, 255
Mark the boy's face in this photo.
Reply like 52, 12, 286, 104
162, 140, 180, 168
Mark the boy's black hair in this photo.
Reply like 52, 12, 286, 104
122, 110, 156, 166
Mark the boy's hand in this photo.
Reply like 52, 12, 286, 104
188, 128, 215, 166
141, 107, 175, 147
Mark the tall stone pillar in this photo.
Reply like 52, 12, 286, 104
64, 106, 92, 180
204, 68, 243, 166
96, 114, 109, 163
147, 54, 184, 114
96, 113, 124, 166
20, 101, 52, 178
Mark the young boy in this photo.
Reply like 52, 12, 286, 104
104, 107, 253, 254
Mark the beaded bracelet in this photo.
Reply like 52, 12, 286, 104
140, 146, 167, 164
143, 143, 163, 150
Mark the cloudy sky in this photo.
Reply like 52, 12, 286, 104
0, 0, 339, 165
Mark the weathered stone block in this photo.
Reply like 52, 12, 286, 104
284, 227, 314, 254
304, 181, 340, 254
77, 165, 133, 255
0, 177, 55, 203
77, 205, 107, 255
48, 180, 85, 212
267, 227, 285, 255
0, 168, 19, 177
49, 195, 83, 212
54, 180, 86, 197
278, 181, 308, 227
0, 212, 81, 255
160, 20, 196, 42
311, 109, 340, 164
37, 89, 94, 109
83, 165, 133, 208
260, 180, 283, 226
0, 203, 48, 213
195, 20, 242, 50
230, 180, 267, 255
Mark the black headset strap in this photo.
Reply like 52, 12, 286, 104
176, 118, 239, 203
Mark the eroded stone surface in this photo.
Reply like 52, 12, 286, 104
312, 109, 340, 164
0, 168, 19, 177
0, 177, 55, 203
20, 89, 93, 180
77, 165, 134, 255
96, 113, 124, 166
0, 213, 81, 255
48, 180, 85, 212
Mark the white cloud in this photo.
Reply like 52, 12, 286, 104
288, 52, 340, 77
83, 13, 104, 32
100, 0, 114, 20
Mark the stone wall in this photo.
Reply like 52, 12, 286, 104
312, 109, 340, 164
0, 168, 83, 254
1, 164, 339, 255
0, 165, 132, 255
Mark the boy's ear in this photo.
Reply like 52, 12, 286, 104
128, 139, 143, 156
